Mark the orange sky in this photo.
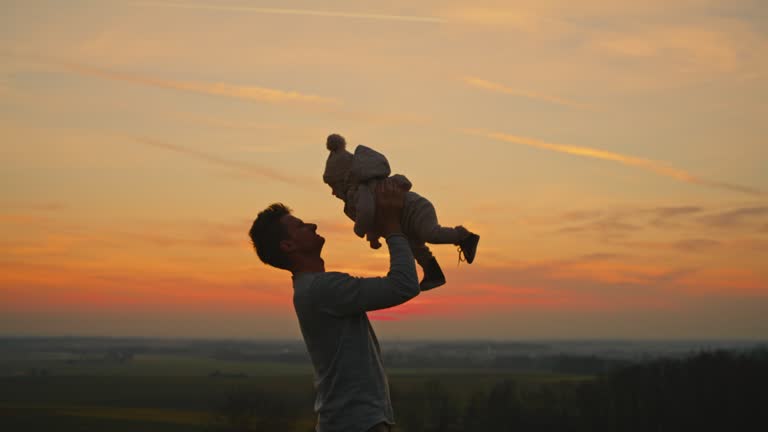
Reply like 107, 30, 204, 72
1, 0, 767, 339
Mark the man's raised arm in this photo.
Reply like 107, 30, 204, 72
315, 180, 420, 316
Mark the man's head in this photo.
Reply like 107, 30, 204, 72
249, 203, 325, 272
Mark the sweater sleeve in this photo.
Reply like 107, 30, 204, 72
313, 234, 420, 317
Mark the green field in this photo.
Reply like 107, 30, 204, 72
0, 353, 590, 431
3, 341, 764, 431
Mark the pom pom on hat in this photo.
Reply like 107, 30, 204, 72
327, 134, 346, 152
323, 133, 353, 187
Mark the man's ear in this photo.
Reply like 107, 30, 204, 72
279, 239, 295, 254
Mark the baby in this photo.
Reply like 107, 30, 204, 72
323, 133, 480, 290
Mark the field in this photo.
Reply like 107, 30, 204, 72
0, 351, 589, 431
3, 338, 764, 431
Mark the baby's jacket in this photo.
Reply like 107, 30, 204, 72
342, 145, 412, 239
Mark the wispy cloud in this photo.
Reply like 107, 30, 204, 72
644, 205, 704, 228
129, 1, 446, 24
672, 238, 721, 253
463, 76, 594, 110
0, 201, 67, 212
165, 112, 290, 132
462, 129, 764, 196
546, 203, 768, 246
700, 206, 768, 228
439, 6, 584, 41
650, 206, 704, 219
1, 52, 339, 106
555, 213, 642, 243
65, 61, 339, 105
0, 75, 9, 95
589, 26, 741, 72
128, 136, 313, 186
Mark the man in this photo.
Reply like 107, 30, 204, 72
248, 180, 420, 432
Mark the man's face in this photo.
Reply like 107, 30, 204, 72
279, 214, 325, 256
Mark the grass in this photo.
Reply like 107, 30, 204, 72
0, 352, 592, 431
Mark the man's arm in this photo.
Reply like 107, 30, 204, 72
316, 179, 419, 316
315, 234, 419, 316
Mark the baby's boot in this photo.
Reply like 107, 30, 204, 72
420, 257, 446, 291
457, 232, 480, 264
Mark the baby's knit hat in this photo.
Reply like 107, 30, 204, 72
323, 134, 353, 187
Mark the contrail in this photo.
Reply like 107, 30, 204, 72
61, 61, 339, 106
463, 77, 594, 110
129, 136, 313, 186
462, 128, 764, 196
129, 1, 447, 24
2, 52, 339, 106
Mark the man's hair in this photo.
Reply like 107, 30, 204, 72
249, 203, 292, 271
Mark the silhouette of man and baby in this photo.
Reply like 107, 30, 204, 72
249, 134, 480, 432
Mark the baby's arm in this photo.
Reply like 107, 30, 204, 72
353, 183, 375, 238
367, 232, 382, 249
390, 174, 412, 191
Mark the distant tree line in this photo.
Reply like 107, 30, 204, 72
393, 348, 768, 432
208, 348, 768, 432
382, 351, 633, 374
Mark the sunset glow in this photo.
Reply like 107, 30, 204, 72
1, 0, 766, 339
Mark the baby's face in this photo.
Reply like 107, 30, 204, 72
330, 184, 345, 200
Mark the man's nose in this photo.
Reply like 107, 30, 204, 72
310, 223, 317, 231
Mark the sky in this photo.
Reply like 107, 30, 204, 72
1, 0, 767, 340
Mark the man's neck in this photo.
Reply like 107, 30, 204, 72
292, 257, 325, 274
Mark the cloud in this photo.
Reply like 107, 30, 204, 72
129, 1, 447, 24
699, 206, 768, 228
577, 253, 627, 261
3, 52, 434, 128
462, 128, 765, 196
0, 202, 67, 225
651, 206, 704, 219
1, 52, 339, 106
0, 213, 52, 225
589, 26, 742, 72
164, 112, 290, 132
67, 62, 339, 105
647, 205, 704, 227
372, 284, 610, 321
463, 76, 594, 110
540, 203, 768, 257
440, 7, 552, 31
557, 217, 640, 239
128, 136, 314, 186
120, 231, 244, 249
561, 209, 604, 221
441, 2, 768, 91
0, 270, 293, 316
672, 238, 721, 252
675, 267, 768, 296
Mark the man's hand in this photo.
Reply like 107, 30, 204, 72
374, 178, 405, 237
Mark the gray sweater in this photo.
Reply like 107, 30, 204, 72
292, 234, 420, 432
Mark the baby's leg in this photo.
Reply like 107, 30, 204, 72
410, 240, 446, 290
409, 239, 435, 268
409, 198, 470, 245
